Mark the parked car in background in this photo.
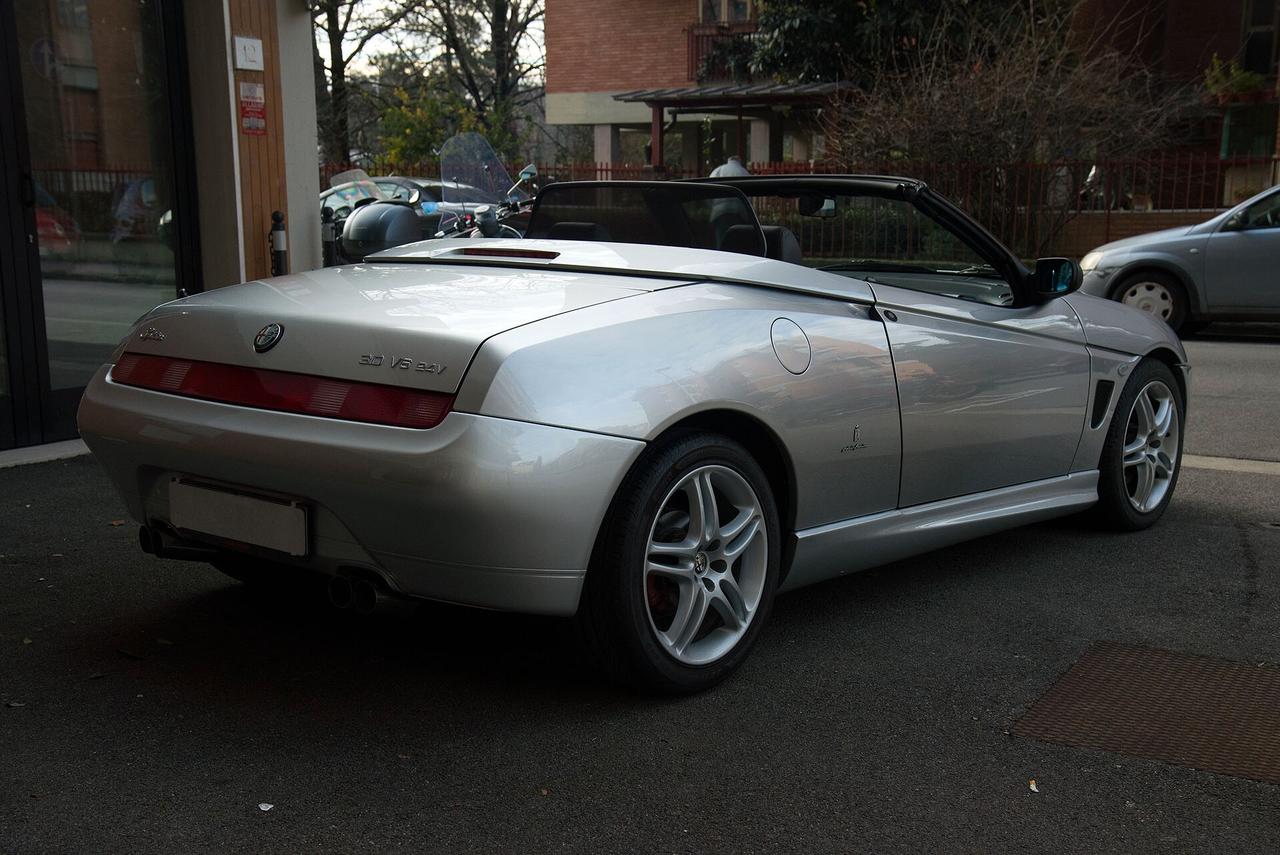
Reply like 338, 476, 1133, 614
1079, 184, 1280, 333
34, 181, 80, 256
371, 176, 502, 234
320, 173, 388, 220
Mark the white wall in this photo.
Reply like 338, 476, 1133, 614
184, 0, 244, 288
183, 0, 320, 288
276, 0, 320, 273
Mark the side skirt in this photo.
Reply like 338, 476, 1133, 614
780, 471, 1100, 592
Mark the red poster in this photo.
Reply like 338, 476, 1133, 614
239, 81, 266, 136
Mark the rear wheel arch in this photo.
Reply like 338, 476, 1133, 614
658, 410, 797, 580
601, 409, 796, 585
579, 423, 784, 691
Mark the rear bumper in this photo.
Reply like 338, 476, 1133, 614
77, 366, 644, 616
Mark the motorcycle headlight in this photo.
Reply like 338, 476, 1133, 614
1079, 251, 1104, 273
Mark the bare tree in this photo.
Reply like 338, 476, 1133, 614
822, 0, 1199, 253
825, 3, 1190, 165
399, 0, 545, 148
312, 0, 415, 163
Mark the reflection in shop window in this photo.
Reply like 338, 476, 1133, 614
15, 0, 179, 390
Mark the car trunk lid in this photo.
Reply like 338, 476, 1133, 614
120, 263, 665, 394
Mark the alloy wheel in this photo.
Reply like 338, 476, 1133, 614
1121, 379, 1180, 513
644, 464, 768, 666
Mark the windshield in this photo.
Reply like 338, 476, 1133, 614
437, 133, 527, 231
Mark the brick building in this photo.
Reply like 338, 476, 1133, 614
545, 0, 1280, 172
545, 0, 821, 172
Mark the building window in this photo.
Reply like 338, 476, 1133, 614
701, 0, 752, 23
56, 0, 90, 29
1243, 0, 1278, 76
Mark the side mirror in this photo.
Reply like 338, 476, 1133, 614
1222, 211, 1247, 231
519, 164, 537, 181
407, 188, 422, 205
1032, 257, 1082, 299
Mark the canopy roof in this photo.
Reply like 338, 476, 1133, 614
614, 81, 845, 111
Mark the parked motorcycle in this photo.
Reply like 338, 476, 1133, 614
330, 135, 536, 263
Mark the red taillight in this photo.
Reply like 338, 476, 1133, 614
110, 353, 453, 429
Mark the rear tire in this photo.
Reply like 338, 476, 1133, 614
1090, 359, 1184, 531
579, 432, 781, 694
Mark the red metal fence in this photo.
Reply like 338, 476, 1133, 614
329, 152, 1275, 257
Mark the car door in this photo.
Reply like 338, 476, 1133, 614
841, 194, 1090, 507
1202, 188, 1280, 311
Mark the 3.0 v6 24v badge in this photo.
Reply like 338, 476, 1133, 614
359, 354, 447, 374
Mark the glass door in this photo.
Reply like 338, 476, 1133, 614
1, 0, 36, 450
3, 0, 195, 444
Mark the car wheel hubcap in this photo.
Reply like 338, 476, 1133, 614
645, 465, 767, 665
1122, 379, 1179, 513
1121, 282, 1174, 320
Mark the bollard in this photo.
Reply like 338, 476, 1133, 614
321, 207, 337, 267
269, 210, 288, 276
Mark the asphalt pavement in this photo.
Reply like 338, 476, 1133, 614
3, 328, 1280, 853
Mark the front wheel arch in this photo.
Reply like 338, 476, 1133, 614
1109, 265, 1202, 318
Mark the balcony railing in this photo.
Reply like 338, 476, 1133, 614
686, 21, 757, 82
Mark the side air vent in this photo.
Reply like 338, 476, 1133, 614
1090, 380, 1115, 429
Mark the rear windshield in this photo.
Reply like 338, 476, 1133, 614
525, 182, 764, 255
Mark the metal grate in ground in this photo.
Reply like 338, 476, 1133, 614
1014, 640, 1280, 785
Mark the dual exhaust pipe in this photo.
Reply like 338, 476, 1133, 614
141, 525, 408, 616
138, 525, 220, 562
328, 574, 412, 616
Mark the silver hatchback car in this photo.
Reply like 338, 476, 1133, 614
1079, 184, 1280, 333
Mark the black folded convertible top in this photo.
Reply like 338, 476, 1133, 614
524, 181, 766, 256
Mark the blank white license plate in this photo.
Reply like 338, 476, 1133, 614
169, 479, 308, 556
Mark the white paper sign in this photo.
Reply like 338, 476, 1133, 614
233, 36, 264, 71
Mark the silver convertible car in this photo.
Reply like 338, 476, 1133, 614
78, 176, 1189, 693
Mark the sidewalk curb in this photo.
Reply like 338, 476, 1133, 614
0, 439, 90, 469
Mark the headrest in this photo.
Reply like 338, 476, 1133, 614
721, 224, 766, 257
761, 225, 802, 264
545, 221, 613, 242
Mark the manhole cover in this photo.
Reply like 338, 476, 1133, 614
1014, 641, 1280, 784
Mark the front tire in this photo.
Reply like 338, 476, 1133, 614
580, 432, 781, 693
1091, 359, 1184, 531
1112, 271, 1190, 333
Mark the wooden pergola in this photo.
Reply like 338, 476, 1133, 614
613, 82, 846, 167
